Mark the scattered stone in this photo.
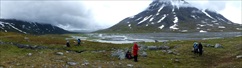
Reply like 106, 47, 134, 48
140, 51, 147, 57
67, 62, 77, 66
56, 52, 64, 55
215, 44, 223, 48
167, 50, 173, 54
27, 53, 32, 56
138, 44, 147, 51
111, 49, 125, 60
173, 45, 180, 49
174, 59, 180, 63
236, 55, 242, 59
82, 60, 89, 66
158, 45, 170, 50
148, 46, 158, 50
162, 50, 167, 53
127, 64, 133, 67
24, 37, 29, 40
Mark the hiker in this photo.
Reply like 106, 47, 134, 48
133, 42, 139, 62
125, 50, 133, 59
66, 41, 70, 47
77, 38, 81, 46
193, 42, 198, 54
198, 42, 203, 56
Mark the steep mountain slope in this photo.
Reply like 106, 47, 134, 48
0, 19, 71, 34
102, 0, 242, 33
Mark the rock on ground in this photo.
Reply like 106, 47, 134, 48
236, 55, 242, 59
111, 49, 125, 60
148, 46, 158, 50
127, 64, 133, 67
27, 53, 32, 56
215, 43, 223, 48
56, 52, 64, 55
140, 51, 147, 57
67, 62, 78, 66
158, 45, 170, 50
167, 50, 173, 54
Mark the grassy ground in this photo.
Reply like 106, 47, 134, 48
0, 32, 241, 68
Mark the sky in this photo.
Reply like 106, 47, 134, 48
0, 0, 241, 32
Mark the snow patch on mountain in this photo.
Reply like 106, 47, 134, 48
218, 26, 225, 28
5, 23, 27, 34
191, 15, 196, 19
135, 17, 143, 21
159, 25, 164, 29
170, 15, 179, 30
199, 30, 207, 33
0, 22, 5, 27
202, 10, 214, 19
158, 15, 167, 23
138, 15, 153, 25
149, 17, 154, 22
157, 5, 165, 13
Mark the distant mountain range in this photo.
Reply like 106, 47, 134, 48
0, 19, 71, 34
100, 0, 242, 33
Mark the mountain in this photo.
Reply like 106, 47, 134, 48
0, 19, 71, 34
101, 0, 242, 33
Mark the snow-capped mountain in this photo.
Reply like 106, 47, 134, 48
0, 19, 71, 34
103, 0, 241, 33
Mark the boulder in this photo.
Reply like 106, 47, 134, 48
140, 51, 147, 57
236, 55, 242, 59
205, 44, 212, 47
56, 52, 64, 55
24, 37, 29, 40
27, 53, 32, 56
174, 59, 180, 63
215, 44, 223, 48
167, 50, 173, 54
158, 45, 170, 50
138, 45, 147, 51
147, 46, 158, 50
67, 62, 77, 66
127, 64, 133, 67
111, 49, 125, 60
82, 60, 89, 66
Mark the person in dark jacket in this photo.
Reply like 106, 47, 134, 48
125, 50, 133, 59
193, 42, 199, 54
66, 41, 70, 47
77, 39, 81, 46
198, 42, 203, 56
133, 42, 139, 62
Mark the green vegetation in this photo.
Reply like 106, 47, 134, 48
0, 32, 241, 68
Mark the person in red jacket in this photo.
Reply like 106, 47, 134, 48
133, 42, 139, 62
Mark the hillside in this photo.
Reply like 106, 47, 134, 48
0, 32, 242, 67
100, 0, 242, 33
0, 19, 72, 34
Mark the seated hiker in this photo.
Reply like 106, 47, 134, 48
125, 50, 133, 59
77, 38, 81, 46
66, 41, 70, 47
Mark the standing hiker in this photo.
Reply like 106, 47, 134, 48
133, 42, 139, 62
198, 42, 203, 56
66, 41, 70, 47
77, 38, 81, 46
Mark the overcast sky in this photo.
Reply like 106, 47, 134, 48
0, 0, 241, 32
